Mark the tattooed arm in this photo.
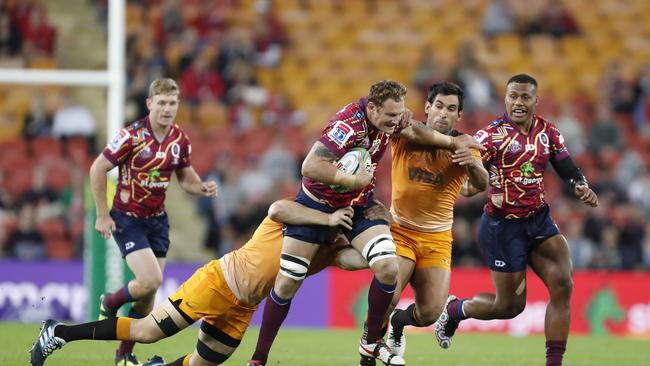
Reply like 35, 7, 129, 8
301, 141, 372, 190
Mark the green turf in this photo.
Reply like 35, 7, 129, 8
2, 322, 648, 365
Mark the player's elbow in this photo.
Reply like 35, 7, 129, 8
268, 201, 289, 222
301, 159, 318, 179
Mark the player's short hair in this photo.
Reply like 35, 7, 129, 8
427, 82, 464, 111
507, 74, 538, 89
367, 80, 407, 106
149, 78, 180, 98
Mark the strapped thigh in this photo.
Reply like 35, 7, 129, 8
362, 234, 397, 266
279, 252, 311, 280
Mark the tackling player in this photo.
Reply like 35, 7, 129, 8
89, 78, 217, 366
433, 74, 598, 366
29, 200, 367, 366
248, 80, 483, 366
363, 82, 488, 364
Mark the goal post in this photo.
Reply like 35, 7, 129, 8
0, 0, 128, 320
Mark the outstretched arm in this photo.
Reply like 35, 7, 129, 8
268, 199, 354, 229
452, 148, 488, 194
397, 119, 485, 151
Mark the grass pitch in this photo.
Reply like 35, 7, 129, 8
1, 322, 648, 365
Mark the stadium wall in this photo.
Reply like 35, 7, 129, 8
2, 261, 649, 337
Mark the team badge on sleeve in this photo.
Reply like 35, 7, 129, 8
328, 121, 354, 147
108, 129, 129, 152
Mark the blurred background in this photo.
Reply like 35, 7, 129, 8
0, 0, 649, 336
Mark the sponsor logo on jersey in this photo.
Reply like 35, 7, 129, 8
156, 151, 165, 159
474, 130, 489, 143
354, 110, 363, 120
139, 168, 170, 189
108, 129, 129, 153
328, 121, 354, 147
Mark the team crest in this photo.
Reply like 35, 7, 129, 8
328, 121, 354, 147
508, 140, 522, 153
139, 146, 153, 158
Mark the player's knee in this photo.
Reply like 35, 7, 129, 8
362, 234, 398, 281
142, 274, 163, 294
279, 252, 310, 282
274, 274, 302, 299
371, 258, 399, 284
494, 299, 526, 319
551, 274, 573, 300
418, 301, 446, 326
131, 320, 164, 343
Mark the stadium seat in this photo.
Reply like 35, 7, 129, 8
45, 238, 75, 260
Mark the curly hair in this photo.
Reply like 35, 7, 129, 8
367, 80, 407, 106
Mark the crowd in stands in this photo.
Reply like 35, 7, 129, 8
0, 0, 56, 66
1, 0, 649, 271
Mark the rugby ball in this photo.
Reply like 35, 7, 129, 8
330, 147, 372, 193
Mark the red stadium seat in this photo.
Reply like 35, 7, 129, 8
38, 218, 66, 240
31, 137, 62, 159
45, 238, 75, 260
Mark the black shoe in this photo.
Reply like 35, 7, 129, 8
30, 319, 66, 366
142, 355, 165, 366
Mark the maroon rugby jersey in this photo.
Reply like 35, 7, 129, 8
304, 98, 392, 208
102, 117, 191, 217
474, 114, 570, 219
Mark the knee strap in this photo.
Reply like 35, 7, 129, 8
362, 234, 396, 266
279, 252, 311, 281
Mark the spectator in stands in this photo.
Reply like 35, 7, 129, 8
451, 217, 482, 267
600, 61, 637, 114
555, 102, 586, 156
52, 89, 97, 151
588, 105, 623, 154
0, 10, 21, 56
643, 224, 650, 268
261, 86, 305, 127
5, 203, 46, 260
628, 171, 650, 219
22, 92, 53, 139
615, 150, 645, 191
618, 204, 645, 269
633, 63, 650, 132
259, 134, 299, 185
451, 41, 499, 112
253, 0, 288, 68
481, 0, 516, 38
22, 4, 56, 56
411, 46, 444, 98
179, 56, 225, 105
592, 225, 622, 269
526, 0, 579, 38
565, 220, 595, 269
19, 164, 62, 222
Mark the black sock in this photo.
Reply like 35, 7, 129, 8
54, 318, 119, 342
393, 303, 421, 328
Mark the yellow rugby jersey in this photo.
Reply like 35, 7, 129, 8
390, 136, 480, 232
220, 217, 338, 306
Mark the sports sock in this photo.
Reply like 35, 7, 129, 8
546, 340, 567, 366
365, 277, 396, 343
117, 309, 142, 356
392, 303, 421, 328
447, 298, 468, 321
104, 285, 133, 311
165, 354, 190, 366
53, 317, 132, 342
251, 288, 292, 364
